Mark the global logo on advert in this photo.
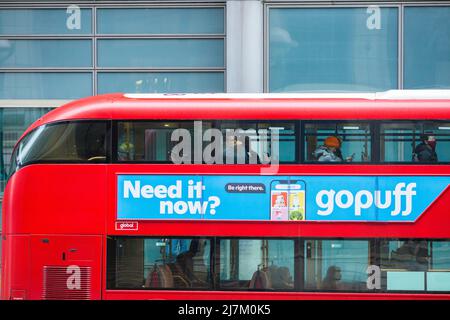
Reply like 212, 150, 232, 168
115, 221, 139, 231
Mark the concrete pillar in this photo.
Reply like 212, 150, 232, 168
226, 0, 264, 93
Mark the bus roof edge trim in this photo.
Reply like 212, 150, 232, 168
124, 90, 450, 100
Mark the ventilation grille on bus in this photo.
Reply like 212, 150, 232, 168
42, 266, 91, 300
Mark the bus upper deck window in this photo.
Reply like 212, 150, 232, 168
304, 123, 371, 163
116, 121, 207, 162
10, 121, 108, 172
116, 121, 296, 164
380, 122, 450, 163
218, 121, 297, 164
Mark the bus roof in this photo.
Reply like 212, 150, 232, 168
124, 90, 450, 100
23, 90, 450, 136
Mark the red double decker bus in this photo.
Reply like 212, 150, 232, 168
2, 91, 450, 300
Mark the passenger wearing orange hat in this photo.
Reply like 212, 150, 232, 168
324, 136, 341, 148
313, 136, 343, 162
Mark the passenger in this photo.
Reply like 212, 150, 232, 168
413, 134, 438, 162
270, 266, 294, 289
223, 133, 260, 164
118, 140, 135, 161
175, 240, 208, 287
321, 266, 342, 290
313, 136, 343, 162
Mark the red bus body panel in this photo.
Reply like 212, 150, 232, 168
2, 94, 450, 300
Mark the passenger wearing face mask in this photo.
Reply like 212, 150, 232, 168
413, 134, 438, 163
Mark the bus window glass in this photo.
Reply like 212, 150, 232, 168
304, 123, 371, 163
117, 121, 296, 164
107, 237, 212, 290
304, 240, 369, 291
379, 240, 450, 292
380, 239, 430, 271
381, 122, 450, 162
11, 121, 107, 174
218, 121, 296, 163
219, 239, 295, 290
117, 121, 211, 162
432, 241, 450, 270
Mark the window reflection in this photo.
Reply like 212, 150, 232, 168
269, 7, 398, 92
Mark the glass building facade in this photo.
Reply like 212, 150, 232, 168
0, 0, 449, 248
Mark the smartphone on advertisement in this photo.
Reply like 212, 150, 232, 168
270, 180, 306, 221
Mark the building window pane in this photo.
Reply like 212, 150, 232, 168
304, 240, 369, 291
98, 72, 224, 94
97, 39, 224, 68
0, 40, 92, 68
404, 7, 450, 89
0, 73, 92, 99
0, 107, 52, 192
305, 122, 371, 162
219, 239, 295, 290
97, 8, 224, 35
269, 7, 398, 92
107, 237, 212, 290
0, 9, 92, 35
380, 122, 449, 162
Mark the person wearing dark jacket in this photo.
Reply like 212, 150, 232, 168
413, 135, 438, 162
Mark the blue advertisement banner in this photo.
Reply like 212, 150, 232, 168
117, 175, 449, 222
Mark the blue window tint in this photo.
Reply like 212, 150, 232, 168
0, 40, 92, 68
427, 272, 450, 291
97, 8, 224, 35
98, 72, 224, 94
0, 73, 92, 99
387, 272, 425, 291
0, 8, 92, 35
97, 39, 224, 68
432, 241, 450, 270
404, 7, 450, 89
269, 8, 398, 92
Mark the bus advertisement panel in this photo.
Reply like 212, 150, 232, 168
117, 175, 449, 222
